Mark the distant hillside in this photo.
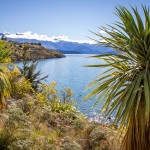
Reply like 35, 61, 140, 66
0, 40, 65, 61
6, 37, 116, 54
59, 50, 81, 54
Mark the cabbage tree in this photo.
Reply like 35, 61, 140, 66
86, 6, 150, 150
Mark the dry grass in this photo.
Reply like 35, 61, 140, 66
0, 95, 123, 150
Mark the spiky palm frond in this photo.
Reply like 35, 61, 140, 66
0, 42, 12, 107
86, 6, 150, 150
0, 42, 12, 64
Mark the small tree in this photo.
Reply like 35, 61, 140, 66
1, 35, 7, 41
19, 61, 48, 91
37, 42, 41, 46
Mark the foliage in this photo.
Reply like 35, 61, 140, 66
0, 42, 12, 108
19, 61, 48, 91
86, 5, 150, 150
1, 35, 7, 41
0, 104, 31, 150
36, 82, 76, 112
12, 78, 34, 99
60, 87, 75, 104
36, 82, 58, 105
7, 66, 34, 99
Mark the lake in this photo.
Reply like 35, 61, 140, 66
18, 54, 107, 121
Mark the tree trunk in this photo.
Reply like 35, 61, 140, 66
122, 101, 150, 150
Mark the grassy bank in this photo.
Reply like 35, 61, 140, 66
0, 84, 122, 150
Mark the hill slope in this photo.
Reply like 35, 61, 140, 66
0, 40, 65, 61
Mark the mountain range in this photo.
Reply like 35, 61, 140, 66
2, 32, 115, 54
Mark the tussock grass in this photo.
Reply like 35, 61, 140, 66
0, 94, 122, 150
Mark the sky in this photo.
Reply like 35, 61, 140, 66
0, 0, 149, 41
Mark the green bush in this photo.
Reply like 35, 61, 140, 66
7, 67, 34, 99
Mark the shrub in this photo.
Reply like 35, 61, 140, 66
7, 67, 34, 99
19, 61, 48, 91
36, 82, 76, 113
0, 104, 32, 149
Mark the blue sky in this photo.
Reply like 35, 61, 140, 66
0, 0, 148, 40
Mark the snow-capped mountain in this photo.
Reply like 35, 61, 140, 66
2, 32, 115, 54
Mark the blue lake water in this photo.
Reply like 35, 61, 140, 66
18, 54, 107, 121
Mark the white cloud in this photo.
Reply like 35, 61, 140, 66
5, 31, 95, 44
